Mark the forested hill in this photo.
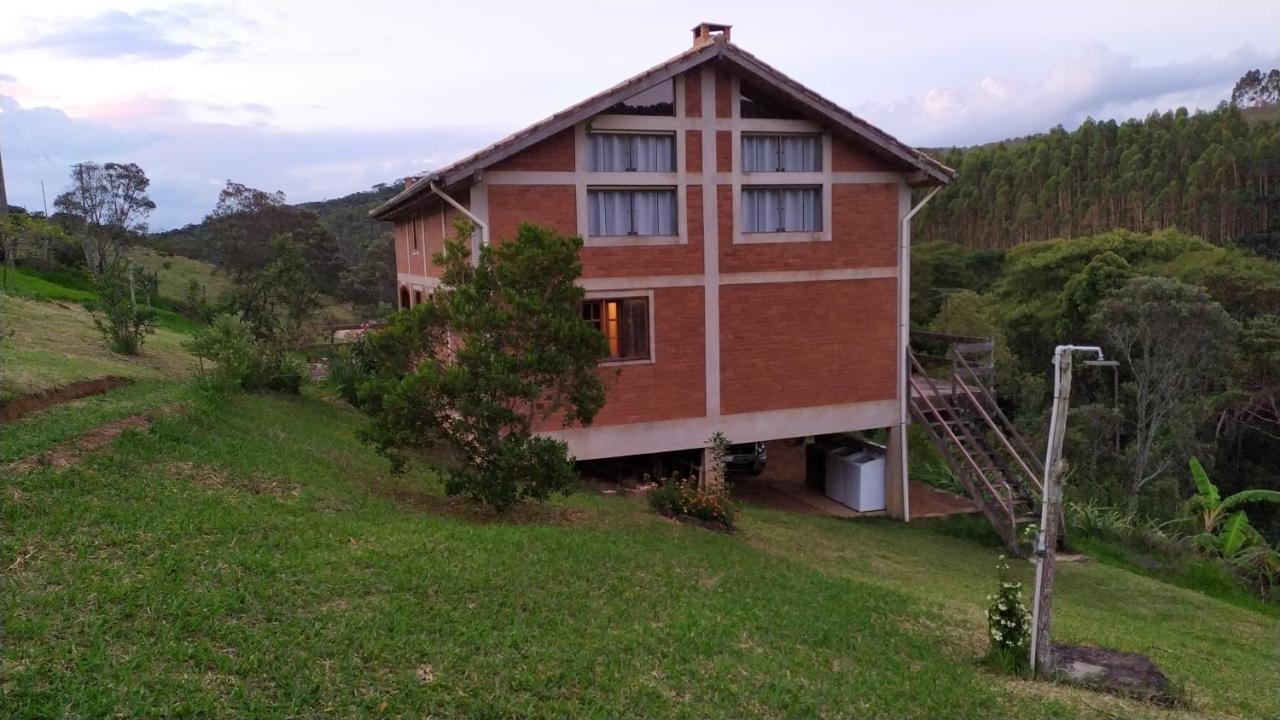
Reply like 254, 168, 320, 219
155, 182, 399, 264
917, 71, 1280, 254
297, 183, 400, 254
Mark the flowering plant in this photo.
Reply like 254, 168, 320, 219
985, 555, 1031, 673
647, 474, 738, 529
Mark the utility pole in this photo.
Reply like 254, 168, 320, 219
1029, 344, 1106, 678
1, 132, 10, 295
0, 127, 8, 221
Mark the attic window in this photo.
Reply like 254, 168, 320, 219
605, 79, 675, 116
740, 81, 804, 120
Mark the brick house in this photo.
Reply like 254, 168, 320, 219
371, 23, 953, 518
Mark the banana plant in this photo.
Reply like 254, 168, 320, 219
1185, 457, 1280, 557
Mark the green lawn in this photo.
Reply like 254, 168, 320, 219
0, 294, 198, 402
3, 391, 1276, 718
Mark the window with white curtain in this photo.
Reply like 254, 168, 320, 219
741, 187, 822, 233
588, 189, 677, 236
589, 133, 675, 172
741, 134, 822, 172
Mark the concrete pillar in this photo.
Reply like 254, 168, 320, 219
885, 425, 908, 520
700, 446, 724, 490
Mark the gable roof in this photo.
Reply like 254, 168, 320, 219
371, 37, 953, 220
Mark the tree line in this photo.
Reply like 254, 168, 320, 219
918, 86, 1280, 252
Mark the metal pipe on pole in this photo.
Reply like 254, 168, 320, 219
1029, 344, 1105, 677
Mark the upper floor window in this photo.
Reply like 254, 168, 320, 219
587, 188, 677, 237
582, 296, 650, 361
740, 81, 805, 119
742, 134, 821, 172
742, 187, 822, 233
589, 133, 675, 172
605, 79, 675, 116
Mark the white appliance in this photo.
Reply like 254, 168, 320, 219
824, 448, 855, 505
846, 450, 886, 512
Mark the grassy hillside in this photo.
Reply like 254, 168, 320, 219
0, 290, 197, 403
3, 389, 1275, 718
128, 245, 232, 301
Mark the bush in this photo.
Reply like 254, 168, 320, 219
327, 341, 373, 406
646, 475, 738, 530
91, 261, 157, 355
985, 555, 1032, 675
186, 314, 307, 394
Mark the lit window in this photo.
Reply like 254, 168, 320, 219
589, 133, 675, 172
742, 135, 821, 172
582, 297, 650, 361
741, 187, 822, 233
587, 189, 677, 236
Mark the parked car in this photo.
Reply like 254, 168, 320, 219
724, 442, 767, 475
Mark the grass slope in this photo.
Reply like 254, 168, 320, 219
0, 294, 198, 402
3, 392, 1276, 718
128, 245, 233, 302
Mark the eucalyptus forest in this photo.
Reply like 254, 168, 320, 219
912, 69, 1280, 597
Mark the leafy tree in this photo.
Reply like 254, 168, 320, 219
364, 222, 608, 511
91, 260, 157, 355
1230, 69, 1280, 109
206, 181, 343, 337
1058, 251, 1132, 338
1093, 277, 1236, 505
53, 162, 156, 276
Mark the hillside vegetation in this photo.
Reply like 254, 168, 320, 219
919, 103, 1280, 251
0, 268, 199, 403
3, 389, 1276, 718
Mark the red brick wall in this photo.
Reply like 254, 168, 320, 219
489, 129, 575, 172
719, 278, 898, 414
394, 221, 410, 275
719, 183, 900, 273
684, 69, 701, 118
535, 285, 706, 430
394, 198, 466, 278
487, 185, 577, 243
715, 67, 733, 118
716, 131, 732, 173
831, 134, 898, 172
686, 130, 702, 173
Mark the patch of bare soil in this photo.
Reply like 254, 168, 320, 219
0, 376, 132, 423
8, 415, 151, 472
1053, 643, 1181, 707
7, 404, 184, 473
165, 461, 301, 498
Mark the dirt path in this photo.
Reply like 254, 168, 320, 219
7, 404, 181, 473
0, 377, 132, 423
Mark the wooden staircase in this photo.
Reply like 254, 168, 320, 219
908, 332, 1045, 553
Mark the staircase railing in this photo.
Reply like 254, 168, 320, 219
949, 351, 1043, 495
908, 351, 1017, 535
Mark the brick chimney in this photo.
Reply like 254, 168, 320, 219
403, 176, 419, 189
691, 22, 731, 48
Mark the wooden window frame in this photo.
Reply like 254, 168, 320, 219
581, 292, 654, 365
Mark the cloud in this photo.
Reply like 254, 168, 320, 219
7, 7, 235, 60
0, 93, 496, 228
0, 73, 16, 83
857, 43, 1280, 147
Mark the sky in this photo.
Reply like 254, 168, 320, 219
2, 1, 1279, 229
